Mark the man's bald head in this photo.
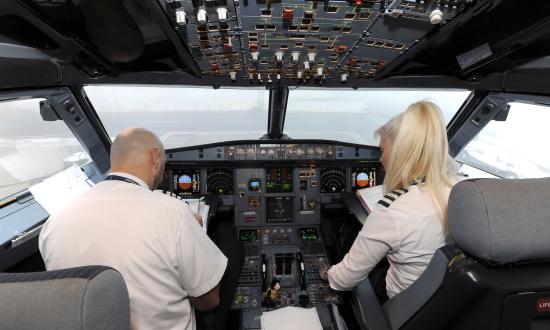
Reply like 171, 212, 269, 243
110, 128, 165, 189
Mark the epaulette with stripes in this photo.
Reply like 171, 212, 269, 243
377, 187, 409, 208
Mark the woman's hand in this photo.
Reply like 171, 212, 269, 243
318, 263, 329, 281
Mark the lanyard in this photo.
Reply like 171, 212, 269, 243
105, 175, 141, 186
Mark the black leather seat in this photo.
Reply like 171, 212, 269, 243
0, 265, 131, 330
351, 178, 550, 330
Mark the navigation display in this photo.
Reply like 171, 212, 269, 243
266, 196, 293, 223
266, 167, 293, 193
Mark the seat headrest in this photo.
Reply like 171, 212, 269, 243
449, 178, 550, 264
0, 266, 130, 330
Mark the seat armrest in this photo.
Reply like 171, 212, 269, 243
351, 279, 391, 330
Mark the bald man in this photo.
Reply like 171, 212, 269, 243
39, 128, 228, 330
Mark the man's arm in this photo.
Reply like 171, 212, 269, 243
189, 283, 221, 311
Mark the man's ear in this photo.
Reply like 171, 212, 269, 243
151, 148, 161, 170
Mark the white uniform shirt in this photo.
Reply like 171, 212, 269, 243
327, 184, 449, 298
39, 172, 228, 330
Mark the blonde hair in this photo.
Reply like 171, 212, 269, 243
376, 101, 455, 232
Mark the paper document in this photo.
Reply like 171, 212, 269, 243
29, 165, 94, 216
261, 306, 322, 330
355, 185, 384, 213
183, 198, 210, 231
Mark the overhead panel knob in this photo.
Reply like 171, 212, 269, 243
429, 9, 443, 24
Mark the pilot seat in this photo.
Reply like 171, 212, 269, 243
351, 178, 550, 330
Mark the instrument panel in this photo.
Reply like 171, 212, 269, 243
165, 163, 384, 223
163, 142, 384, 329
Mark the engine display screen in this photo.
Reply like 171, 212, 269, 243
266, 196, 293, 223
300, 228, 319, 241
173, 169, 200, 195
239, 229, 258, 242
266, 167, 293, 193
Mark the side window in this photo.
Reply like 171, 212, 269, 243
0, 99, 90, 200
455, 101, 550, 179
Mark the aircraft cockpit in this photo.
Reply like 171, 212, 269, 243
2, 0, 550, 329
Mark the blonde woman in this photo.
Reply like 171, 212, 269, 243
321, 101, 456, 299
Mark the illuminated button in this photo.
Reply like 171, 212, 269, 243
197, 8, 207, 24
217, 7, 228, 21
316, 67, 323, 77
175, 9, 187, 25
341, 73, 349, 82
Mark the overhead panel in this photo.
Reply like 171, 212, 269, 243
160, 0, 473, 83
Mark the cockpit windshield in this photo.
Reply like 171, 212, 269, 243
285, 88, 471, 145
84, 85, 269, 149
85, 85, 470, 148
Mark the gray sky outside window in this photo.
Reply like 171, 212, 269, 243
0, 99, 89, 200
456, 101, 550, 178
86, 86, 470, 148
284, 89, 471, 145
84, 85, 269, 149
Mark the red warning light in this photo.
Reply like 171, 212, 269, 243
283, 8, 294, 22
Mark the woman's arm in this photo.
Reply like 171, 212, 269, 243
326, 207, 401, 291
